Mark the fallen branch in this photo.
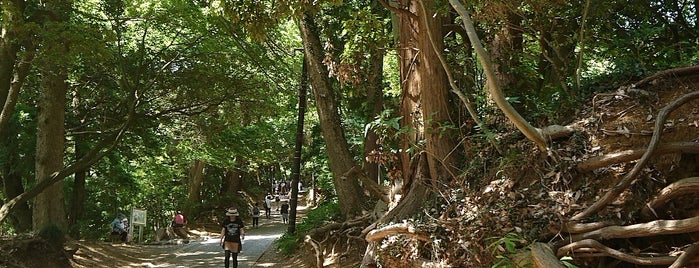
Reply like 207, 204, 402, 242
531, 243, 566, 268
558, 239, 678, 265
641, 177, 699, 220
571, 90, 699, 221
577, 142, 699, 172
365, 222, 430, 243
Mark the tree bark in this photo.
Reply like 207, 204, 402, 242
67, 137, 88, 238
187, 159, 205, 203
34, 52, 69, 232
288, 55, 308, 234
299, 12, 368, 217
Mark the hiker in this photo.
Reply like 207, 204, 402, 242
280, 200, 289, 224
264, 193, 273, 218
110, 213, 128, 242
252, 203, 261, 228
172, 210, 188, 239
220, 208, 245, 268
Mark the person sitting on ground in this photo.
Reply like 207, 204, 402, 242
172, 210, 189, 239
220, 208, 245, 268
110, 213, 128, 242
280, 200, 290, 224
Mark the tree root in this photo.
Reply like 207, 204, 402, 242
571, 90, 699, 221
531, 243, 566, 268
670, 242, 699, 268
577, 142, 699, 172
641, 177, 699, 220
304, 235, 323, 268
365, 222, 430, 243
558, 239, 682, 265
634, 64, 699, 88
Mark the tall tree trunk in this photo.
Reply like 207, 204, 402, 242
1, 127, 31, 232
67, 138, 88, 238
363, 47, 385, 184
187, 159, 205, 204
288, 55, 308, 234
490, 10, 524, 107
0, 0, 27, 138
32, 0, 72, 232
299, 13, 368, 217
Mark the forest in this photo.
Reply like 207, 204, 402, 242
1, 0, 699, 267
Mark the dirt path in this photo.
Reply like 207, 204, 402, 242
73, 205, 309, 268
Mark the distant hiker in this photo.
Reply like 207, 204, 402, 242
172, 210, 188, 239
110, 213, 128, 242
252, 203, 261, 228
274, 193, 281, 211
264, 193, 273, 218
220, 208, 245, 268
280, 201, 289, 224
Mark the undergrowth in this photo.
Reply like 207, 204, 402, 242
277, 198, 341, 255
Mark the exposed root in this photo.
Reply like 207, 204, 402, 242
558, 239, 680, 265
531, 243, 566, 268
304, 235, 323, 268
565, 214, 699, 244
571, 90, 699, 221
365, 222, 430, 243
670, 242, 699, 268
641, 177, 699, 220
559, 221, 612, 234
634, 64, 699, 88
577, 142, 699, 172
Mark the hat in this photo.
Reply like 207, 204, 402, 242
225, 208, 239, 216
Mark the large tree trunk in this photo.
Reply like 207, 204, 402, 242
33, 61, 68, 232
1, 129, 32, 232
32, 0, 72, 232
187, 159, 205, 204
299, 13, 369, 217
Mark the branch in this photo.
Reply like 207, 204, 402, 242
365, 222, 430, 242
571, 90, 699, 221
577, 142, 699, 172
448, 0, 549, 150
377, 0, 417, 20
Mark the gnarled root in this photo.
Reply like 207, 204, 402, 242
640, 177, 699, 220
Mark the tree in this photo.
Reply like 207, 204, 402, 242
299, 12, 369, 217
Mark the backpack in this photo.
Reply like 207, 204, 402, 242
253, 206, 260, 216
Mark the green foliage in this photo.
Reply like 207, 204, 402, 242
487, 232, 528, 268
276, 199, 341, 255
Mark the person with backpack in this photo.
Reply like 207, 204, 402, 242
110, 213, 128, 242
220, 208, 245, 268
251, 203, 260, 228
172, 210, 188, 239
280, 200, 290, 224
264, 193, 273, 218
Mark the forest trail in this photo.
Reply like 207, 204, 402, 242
71, 205, 309, 268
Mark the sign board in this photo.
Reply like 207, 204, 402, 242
132, 208, 147, 226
